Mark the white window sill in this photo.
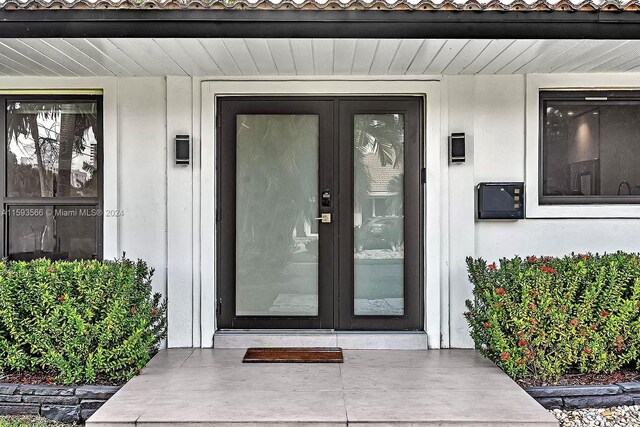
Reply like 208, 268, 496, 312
526, 203, 640, 219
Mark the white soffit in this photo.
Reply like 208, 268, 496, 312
0, 38, 640, 77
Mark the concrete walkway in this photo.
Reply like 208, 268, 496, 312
87, 349, 558, 426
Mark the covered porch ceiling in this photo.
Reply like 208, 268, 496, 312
2, 38, 640, 77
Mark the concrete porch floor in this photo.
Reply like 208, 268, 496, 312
87, 349, 558, 426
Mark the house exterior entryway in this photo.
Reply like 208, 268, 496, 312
216, 96, 423, 331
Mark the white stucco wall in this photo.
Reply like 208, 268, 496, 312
445, 74, 640, 348
118, 76, 640, 347
117, 77, 168, 299
0, 76, 170, 343
4, 74, 639, 350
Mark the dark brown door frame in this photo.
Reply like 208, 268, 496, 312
217, 97, 335, 329
216, 96, 424, 331
337, 98, 424, 330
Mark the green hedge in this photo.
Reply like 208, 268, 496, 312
465, 252, 640, 381
0, 256, 167, 385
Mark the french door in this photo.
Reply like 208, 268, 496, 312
217, 97, 423, 330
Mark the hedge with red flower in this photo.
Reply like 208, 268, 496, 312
0, 255, 167, 384
464, 252, 640, 381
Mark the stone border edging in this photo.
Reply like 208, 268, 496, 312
526, 382, 640, 409
0, 382, 121, 423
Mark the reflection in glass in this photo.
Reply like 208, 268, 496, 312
7, 206, 98, 261
235, 115, 319, 316
354, 114, 405, 316
6, 101, 99, 198
543, 101, 640, 198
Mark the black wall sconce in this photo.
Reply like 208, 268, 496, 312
175, 134, 190, 165
449, 132, 465, 164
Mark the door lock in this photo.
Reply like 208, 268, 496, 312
321, 189, 331, 207
315, 213, 332, 224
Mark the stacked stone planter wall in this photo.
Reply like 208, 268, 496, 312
0, 383, 121, 423
526, 382, 640, 410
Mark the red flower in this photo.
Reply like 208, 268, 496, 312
500, 352, 510, 361
130, 307, 137, 314
601, 310, 608, 317
48, 266, 55, 273
518, 339, 528, 347
569, 319, 579, 327
590, 323, 598, 331
496, 288, 505, 295
529, 318, 538, 325
516, 359, 526, 366
58, 295, 66, 302
529, 290, 538, 297
483, 322, 491, 329
541, 266, 556, 274
488, 262, 497, 271
583, 347, 592, 355
151, 308, 158, 316
581, 254, 590, 260
528, 303, 537, 310
527, 256, 537, 263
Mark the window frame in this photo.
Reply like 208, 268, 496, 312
539, 90, 640, 206
0, 94, 104, 260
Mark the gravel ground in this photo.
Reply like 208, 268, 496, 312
552, 405, 640, 426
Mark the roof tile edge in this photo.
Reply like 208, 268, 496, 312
0, 0, 638, 12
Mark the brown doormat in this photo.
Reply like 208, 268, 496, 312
242, 347, 344, 363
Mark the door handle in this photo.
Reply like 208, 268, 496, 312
314, 213, 332, 223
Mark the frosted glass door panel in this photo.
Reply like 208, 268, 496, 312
353, 114, 405, 316
235, 114, 320, 316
